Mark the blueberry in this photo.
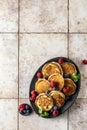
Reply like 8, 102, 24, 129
43, 75, 48, 80
65, 96, 70, 101
26, 110, 30, 113
63, 74, 69, 78
45, 90, 50, 94
19, 110, 23, 114
25, 104, 30, 110
50, 108, 54, 113
23, 110, 26, 114
53, 106, 58, 110
53, 87, 57, 91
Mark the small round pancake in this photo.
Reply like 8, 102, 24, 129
61, 62, 77, 77
48, 73, 64, 91
64, 78, 76, 96
35, 79, 52, 94
49, 91, 65, 108
42, 62, 63, 77
35, 93, 54, 111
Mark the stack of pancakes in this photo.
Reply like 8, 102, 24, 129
35, 61, 77, 112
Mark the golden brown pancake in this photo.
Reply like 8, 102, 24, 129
64, 78, 76, 96
61, 62, 77, 77
42, 62, 63, 77
49, 91, 65, 108
35, 93, 54, 111
35, 79, 52, 94
48, 73, 64, 91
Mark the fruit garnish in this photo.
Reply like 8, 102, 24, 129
53, 106, 59, 110
52, 87, 58, 91
63, 74, 69, 78
31, 90, 37, 95
72, 73, 81, 82
82, 59, 87, 64
45, 90, 50, 94
63, 86, 69, 94
50, 81, 57, 87
58, 58, 64, 64
53, 110, 59, 116
44, 112, 49, 117
30, 96, 36, 101
37, 72, 42, 78
38, 109, 43, 114
38, 109, 49, 117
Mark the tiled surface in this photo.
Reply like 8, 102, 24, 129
69, 99, 87, 130
69, 34, 87, 98
19, 99, 67, 130
19, 34, 67, 98
0, 0, 18, 32
0, 99, 18, 130
20, 0, 67, 32
0, 34, 18, 98
0, 0, 87, 130
69, 0, 87, 32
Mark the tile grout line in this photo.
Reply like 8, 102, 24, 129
17, 0, 20, 130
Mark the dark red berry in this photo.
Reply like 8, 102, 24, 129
19, 104, 25, 111
63, 86, 69, 94
37, 72, 42, 78
50, 81, 57, 87
53, 110, 59, 116
30, 96, 36, 101
82, 60, 87, 64
58, 58, 64, 64
31, 90, 37, 95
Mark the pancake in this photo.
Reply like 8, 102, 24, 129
64, 78, 76, 96
35, 93, 54, 111
42, 62, 63, 77
48, 73, 64, 91
49, 91, 65, 108
61, 62, 77, 77
35, 79, 52, 94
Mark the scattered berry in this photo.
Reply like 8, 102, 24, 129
19, 104, 25, 111
45, 90, 50, 94
63, 86, 69, 94
53, 110, 59, 116
43, 75, 48, 80
30, 96, 36, 101
63, 74, 69, 78
53, 87, 58, 91
37, 72, 42, 78
53, 106, 58, 110
58, 58, 64, 64
50, 81, 57, 87
31, 90, 37, 95
82, 60, 87, 64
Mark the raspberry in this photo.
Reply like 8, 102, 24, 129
82, 60, 87, 64
31, 90, 37, 95
53, 110, 59, 116
30, 96, 36, 101
50, 81, 57, 87
63, 86, 69, 94
19, 104, 25, 111
37, 72, 42, 78
58, 58, 64, 64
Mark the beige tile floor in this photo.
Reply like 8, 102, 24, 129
0, 0, 87, 130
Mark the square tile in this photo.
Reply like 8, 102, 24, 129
0, 0, 18, 32
69, 0, 87, 32
69, 34, 87, 98
19, 99, 67, 130
19, 34, 67, 98
69, 99, 87, 130
20, 0, 67, 32
0, 34, 18, 98
0, 99, 17, 130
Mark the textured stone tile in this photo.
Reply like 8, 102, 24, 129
69, 34, 87, 98
0, 0, 18, 32
69, 99, 87, 130
19, 34, 67, 98
19, 99, 67, 130
20, 0, 67, 32
0, 34, 18, 98
0, 99, 17, 130
69, 0, 87, 32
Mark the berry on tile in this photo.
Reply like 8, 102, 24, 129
82, 59, 87, 64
